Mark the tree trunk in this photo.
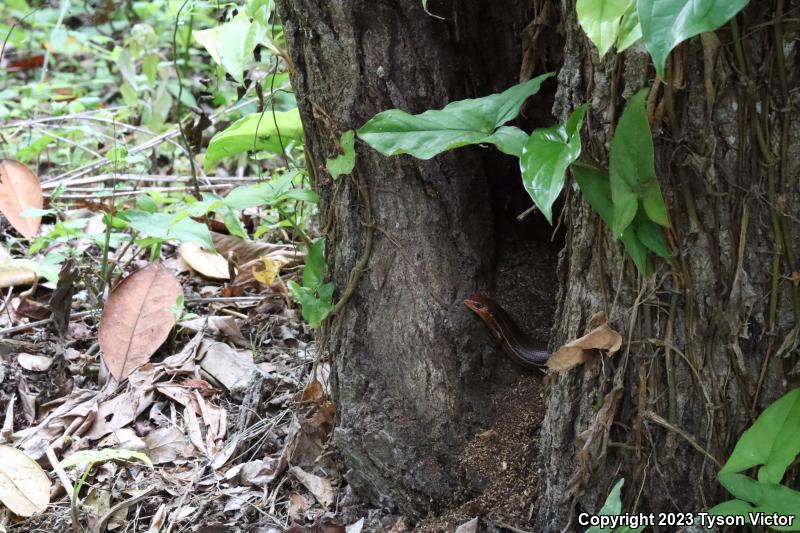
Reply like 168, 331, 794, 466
278, 0, 800, 529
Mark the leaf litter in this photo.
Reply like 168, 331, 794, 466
0, 227, 374, 533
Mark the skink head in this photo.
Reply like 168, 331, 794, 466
464, 294, 496, 318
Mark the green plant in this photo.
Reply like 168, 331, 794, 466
584, 478, 645, 533
708, 388, 800, 530
288, 238, 333, 327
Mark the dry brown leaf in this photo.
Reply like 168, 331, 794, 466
0, 160, 43, 238
288, 493, 312, 521
252, 258, 280, 286
0, 444, 50, 516
289, 466, 334, 508
99, 263, 183, 380
547, 314, 622, 372
0, 260, 38, 288
180, 316, 247, 347
143, 427, 196, 464
179, 242, 231, 280
16, 353, 53, 372
212, 232, 301, 264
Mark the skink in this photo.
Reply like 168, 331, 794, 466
464, 294, 549, 368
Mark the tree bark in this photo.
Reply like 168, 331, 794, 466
278, 0, 800, 529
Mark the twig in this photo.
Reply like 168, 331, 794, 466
0, 310, 99, 337
46, 446, 80, 533
41, 174, 261, 190
644, 411, 722, 469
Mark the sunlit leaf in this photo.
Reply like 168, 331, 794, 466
205, 110, 304, 170
638, 0, 749, 77
616, 2, 642, 52
118, 211, 214, 251
288, 281, 333, 327
577, 0, 632, 56
520, 105, 587, 223
60, 448, 153, 470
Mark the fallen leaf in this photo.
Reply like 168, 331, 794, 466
179, 242, 232, 280
289, 466, 335, 508
455, 517, 479, 533
180, 315, 248, 347
143, 426, 196, 464
212, 232, 302, 264
16, 353, 53, 372
547, 314, 622, 372
99, 263, 183, 380
0, 259, 38, 288
0, 160, 43, 238
0, 444, 50, 516
252, 258, 280, 286
288, 493, 312, 521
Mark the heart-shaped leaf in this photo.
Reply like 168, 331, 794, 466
720, 387, 800, 484
358, 73, 554, 160
638, 0, 750, 77
99, 263, 183, 380
520, 105, 588, 223
326, 130, 356, 179
0, 160, 43, 238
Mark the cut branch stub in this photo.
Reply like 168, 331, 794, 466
0, 160, 43, 238
99, 262, 183, 380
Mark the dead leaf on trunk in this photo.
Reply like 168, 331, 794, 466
0, 444, 50, 516
0, 160, 43, 238
547, 312, 622, 372
99, 263, 183, 380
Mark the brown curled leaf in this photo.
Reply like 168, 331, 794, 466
547, 313, 622, 372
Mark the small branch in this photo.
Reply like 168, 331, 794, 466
644, 410, 722, 469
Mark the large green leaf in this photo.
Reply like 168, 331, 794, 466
633, 210, 670, 259
609, 88, 668, 237
60, 448, 153, 470
485, 126, 530, 158
520, 105, 588, 223
573, 165, 650, 274
720, 387, 800, 484
194, 16, 266, 84
118, 211, 214, 251
713, 473, 800, 530
638, 0, 750, 77
205, 109, 304, 170
357, 73, 555, 160
577, 0, 633, 56
288, 281, 333, 327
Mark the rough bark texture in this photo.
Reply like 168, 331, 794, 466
279, 0, 800, 529
537, 0, 800, 529
277, 0, 561, 518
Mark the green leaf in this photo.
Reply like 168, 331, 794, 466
638, 0, 750, 78
484, 126, 530, 158
304, 239, 326, 289
520, 105, 588, 223
142, 53, 159, 85
119, 211, 214, 251
357, 73, 555, 160
609, 88, 668, 235
577, 0, 633, 56
585, 478, 624, 533
205, 109, 304, 170
60, 448, 153, 470
707, 498, 755, 516
715, 473, 800, 529
222, 171, 298, 209
116, 48, 138, 90
193, 26, 222, 65
15, 135, 54, 163
217, 19, 261, 84
633, 211, 670, 259
326, 130, 356, 179
572, 165, 651, 275
616, 2, 643, 52
288, 281, 333, 327
720, 387, 800, 484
